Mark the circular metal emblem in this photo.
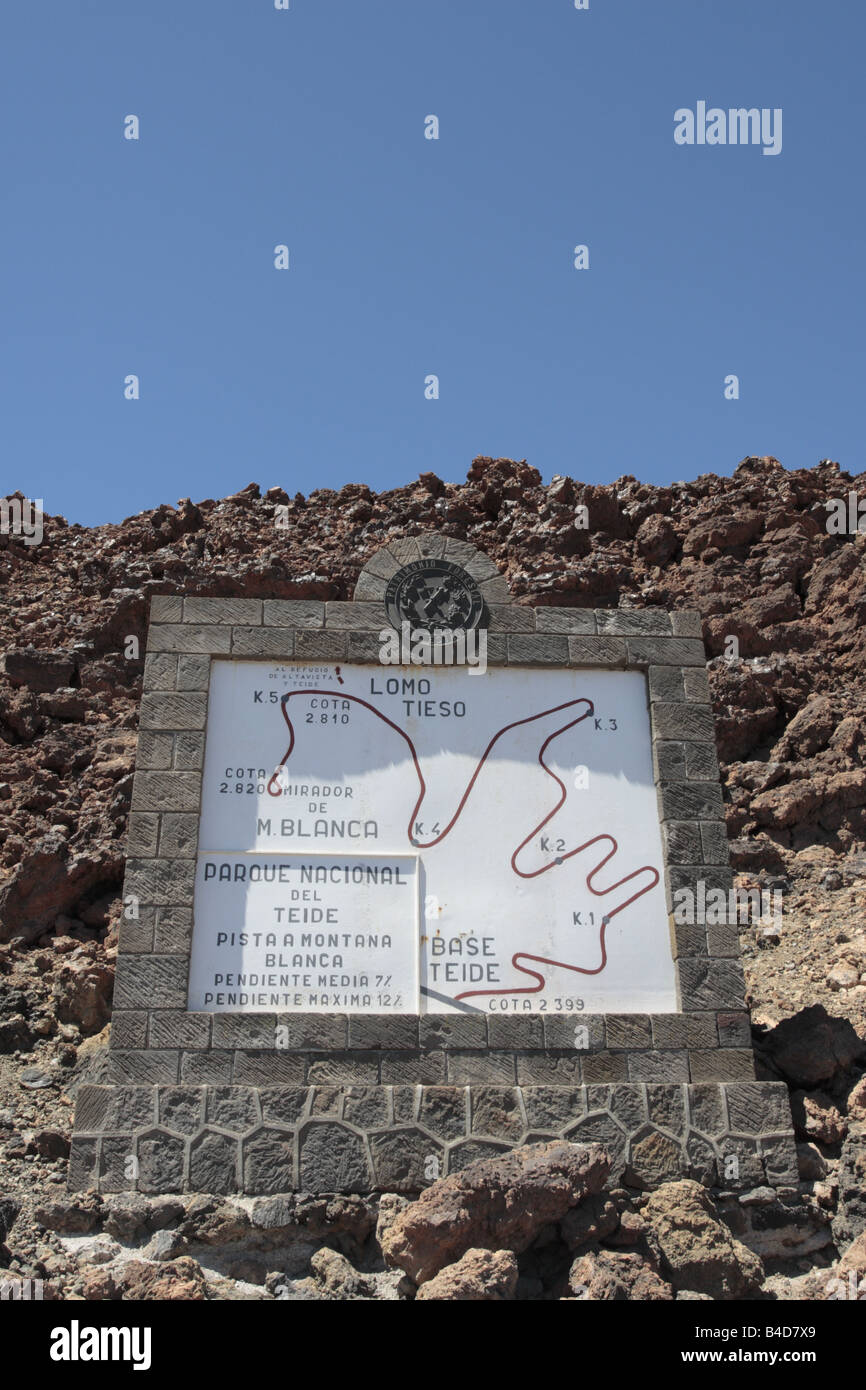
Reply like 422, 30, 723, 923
385, 558, 484, 632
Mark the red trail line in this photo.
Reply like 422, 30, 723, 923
267, 688, 660, 1001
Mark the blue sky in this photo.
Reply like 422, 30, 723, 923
2, 0, 863, 526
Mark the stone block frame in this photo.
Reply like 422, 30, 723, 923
69, 535, 796, 1195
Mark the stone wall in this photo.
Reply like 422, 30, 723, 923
69, 1080, 797, 1196
68, 537, 797, 1195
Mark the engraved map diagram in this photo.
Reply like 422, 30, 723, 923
187, 660, 677, 1015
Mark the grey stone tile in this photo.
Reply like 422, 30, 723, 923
109, 1050, 180, 1084
627, 1051, 689, 1082
123, 857, 196, 906
685, 742, 721, 781
665, 821, 703, 864
114, 955, 189, 1010
347, 1015, 419, 1050
180, 1051, 234, 1083
158, 813, 199, 858
660, 782, 724, 822
650, 1014, 718, 1049
486, 1016, 545, 1049
153, 906, 193, 954
144, 653, 177, 690
700, 822, 731, 865
689, 1050, 755, 1082
683, 667, 710, 702
212, 1015, 278, 1049
567, 636, 628, 666
535, 609, 597, 634
477, 576, 511, 604
325, 602, 388, 629
135, 731, 174, 770
233, 1052, 306, 1085
486, 605, 536, 632
415, 535, 448, 560
353, 573, 388, 601
648, 665, 686, 702
606, 1015, 652, 1049
131, 771, 202, 813
139, 693, 208, 732
150, 595, 183, 623
348, 631, 388, 661
263, 600, 325, 628
147, 624, 232, 655
516, 1052, 583, 1084
628, 638, 705, 667
184, 597, 262, 624
420, 1015, 487, 1050
597, 610, 672, 635
671, 611, 703, 638
230, 627, 295, 657
117, 913, 155, 954
127, 813, 160, 857
380, 1052, 447, 1084
306, 1055, 380, 1085
149, 1011, 211, 1049
581, 1052, 629, 1083
173, 733, 205, 770
361, 548, 401, 580
652, 703, 716, 742
276, 1016, 348, 1050
176, 654, 211, 689
654, 741, 686, 782
679, 958, 747, 1011
543, 1015, 605, 1050
295, 631, 348, 659
111, 1011, 148, 1050
446, 1052, 517, 1084
507, 634, 569, 664
717, 1012, 752, 1049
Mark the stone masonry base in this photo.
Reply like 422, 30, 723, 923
68, 1081, 797, 1196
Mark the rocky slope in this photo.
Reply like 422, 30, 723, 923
1, 452, 865, 1300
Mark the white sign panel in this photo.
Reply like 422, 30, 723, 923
187, 853, 418, 1013
189, 660, 676, 1015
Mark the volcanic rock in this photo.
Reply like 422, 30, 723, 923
414, 1248, 519, 1301
641, 1180, 764, 1300
755, 1006, 866, 1089
567, 1248, 673, 1300
381, 1140, 610, 1284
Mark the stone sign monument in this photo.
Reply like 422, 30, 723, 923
69, 535, 796, 1197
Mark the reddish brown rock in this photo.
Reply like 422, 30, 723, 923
750, 781, 825, 830
772, 696, 835, 758
27, 1128, 70, 1159
837, 1230, 866, 1280
755, 1005, 866, 1089
845, 1076, 866, 1123
52, 951, 114, 1034
381, 1141, 610, 1285
642, 1180, 764, 1300
682, 509, 763, 557
790, 1090, 848, 1145
559, 1193, 619, 1251
0, 649, 76, 693
118, 1256, 209, 1301
309, 1248, 376, 1300
0, 838, 121, 945
415, 1249, 519, 1301
81, 1270, 119, 1300
635, 514, 678, 565
567, 1249, 673, 1301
